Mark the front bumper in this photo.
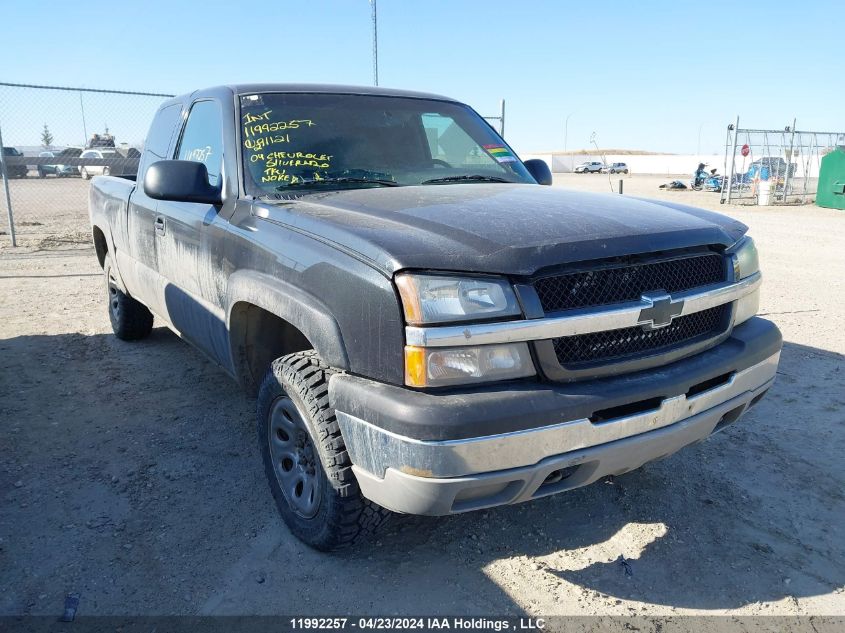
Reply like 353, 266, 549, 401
329, 317, 781, 515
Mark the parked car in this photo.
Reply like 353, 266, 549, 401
37, 151, 76, 178
602, 162, 629, 174
89, 84, 780, 551
2, 146, 28, 178
574, 161, 604, 173
79, 149, 118, 179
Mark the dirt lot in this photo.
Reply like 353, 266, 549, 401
1, 174, 844, 617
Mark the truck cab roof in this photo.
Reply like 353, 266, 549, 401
162, 84, 460, 108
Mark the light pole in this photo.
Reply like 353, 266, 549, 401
80, 91, 88, 146
697, 122, 703, 156
370, 0, 379, 86
564, 112, 573, 171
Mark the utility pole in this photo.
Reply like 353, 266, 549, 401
370, 0, 379, 86
79, 92, 88, 146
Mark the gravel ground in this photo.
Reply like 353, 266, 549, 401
1, 175, 843, 617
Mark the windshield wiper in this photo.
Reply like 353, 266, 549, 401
421, 175, 511, 185
275, 177, 399, 191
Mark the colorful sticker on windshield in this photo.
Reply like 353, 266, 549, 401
483, 144, 516, 163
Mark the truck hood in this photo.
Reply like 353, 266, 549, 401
258, 184, 747, 277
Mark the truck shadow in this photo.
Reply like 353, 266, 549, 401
1, 330, 842, 614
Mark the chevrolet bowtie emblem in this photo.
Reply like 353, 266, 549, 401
638, 291, 684, 330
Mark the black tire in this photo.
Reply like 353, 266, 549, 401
104, 255, 153, 340
623, 169, 629, 174
257, 350, 391, 551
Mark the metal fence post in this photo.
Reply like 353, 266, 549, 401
0, 121, 16, 247
725, 116, 739, 205
783, 118, 796, 204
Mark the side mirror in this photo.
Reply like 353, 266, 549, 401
523, 159, 553, 186
144, 160, 222, 205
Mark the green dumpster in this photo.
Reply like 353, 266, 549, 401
817, 143, 845, 210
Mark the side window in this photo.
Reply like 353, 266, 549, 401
176, 100, 223, 186
139, 103, 183, 179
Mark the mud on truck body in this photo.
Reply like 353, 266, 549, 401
89, 84, 781, 550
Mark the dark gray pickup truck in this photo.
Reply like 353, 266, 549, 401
89, 84, 781, 550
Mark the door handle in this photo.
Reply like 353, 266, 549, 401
154, 216, 166, 236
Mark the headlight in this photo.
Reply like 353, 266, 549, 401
731, 236, 761, 326
395, 273, 521, 325
404, 343, 535, 387
732, 236, 759, 280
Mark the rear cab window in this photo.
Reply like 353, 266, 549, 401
138, 103, 184, 180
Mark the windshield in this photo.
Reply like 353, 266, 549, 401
239, 93, 534, 195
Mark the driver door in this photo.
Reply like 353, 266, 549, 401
156, 99, 231, 365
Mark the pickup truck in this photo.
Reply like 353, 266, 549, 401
89, 84, 781, 550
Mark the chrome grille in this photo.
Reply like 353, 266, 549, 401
534, 252, 731, 374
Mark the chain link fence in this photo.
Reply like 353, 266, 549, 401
0, 82, 172, 247
720, 119, 843, 206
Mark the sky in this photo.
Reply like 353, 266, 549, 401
1, 0, 842, 154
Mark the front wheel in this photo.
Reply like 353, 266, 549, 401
258, 351, 391, 551
80, 167, 90, 180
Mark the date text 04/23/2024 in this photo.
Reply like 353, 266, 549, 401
289, 618, 546, 630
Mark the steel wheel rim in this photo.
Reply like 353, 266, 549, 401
107, 270, 120, 319
268, 397, 322, 519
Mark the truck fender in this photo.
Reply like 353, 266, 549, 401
90, 185, 129, 293
225, 270, 350, 385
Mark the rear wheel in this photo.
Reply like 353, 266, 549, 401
258, 351, 391, 551
104, 255, 153, 340
81, 167, 90, 180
